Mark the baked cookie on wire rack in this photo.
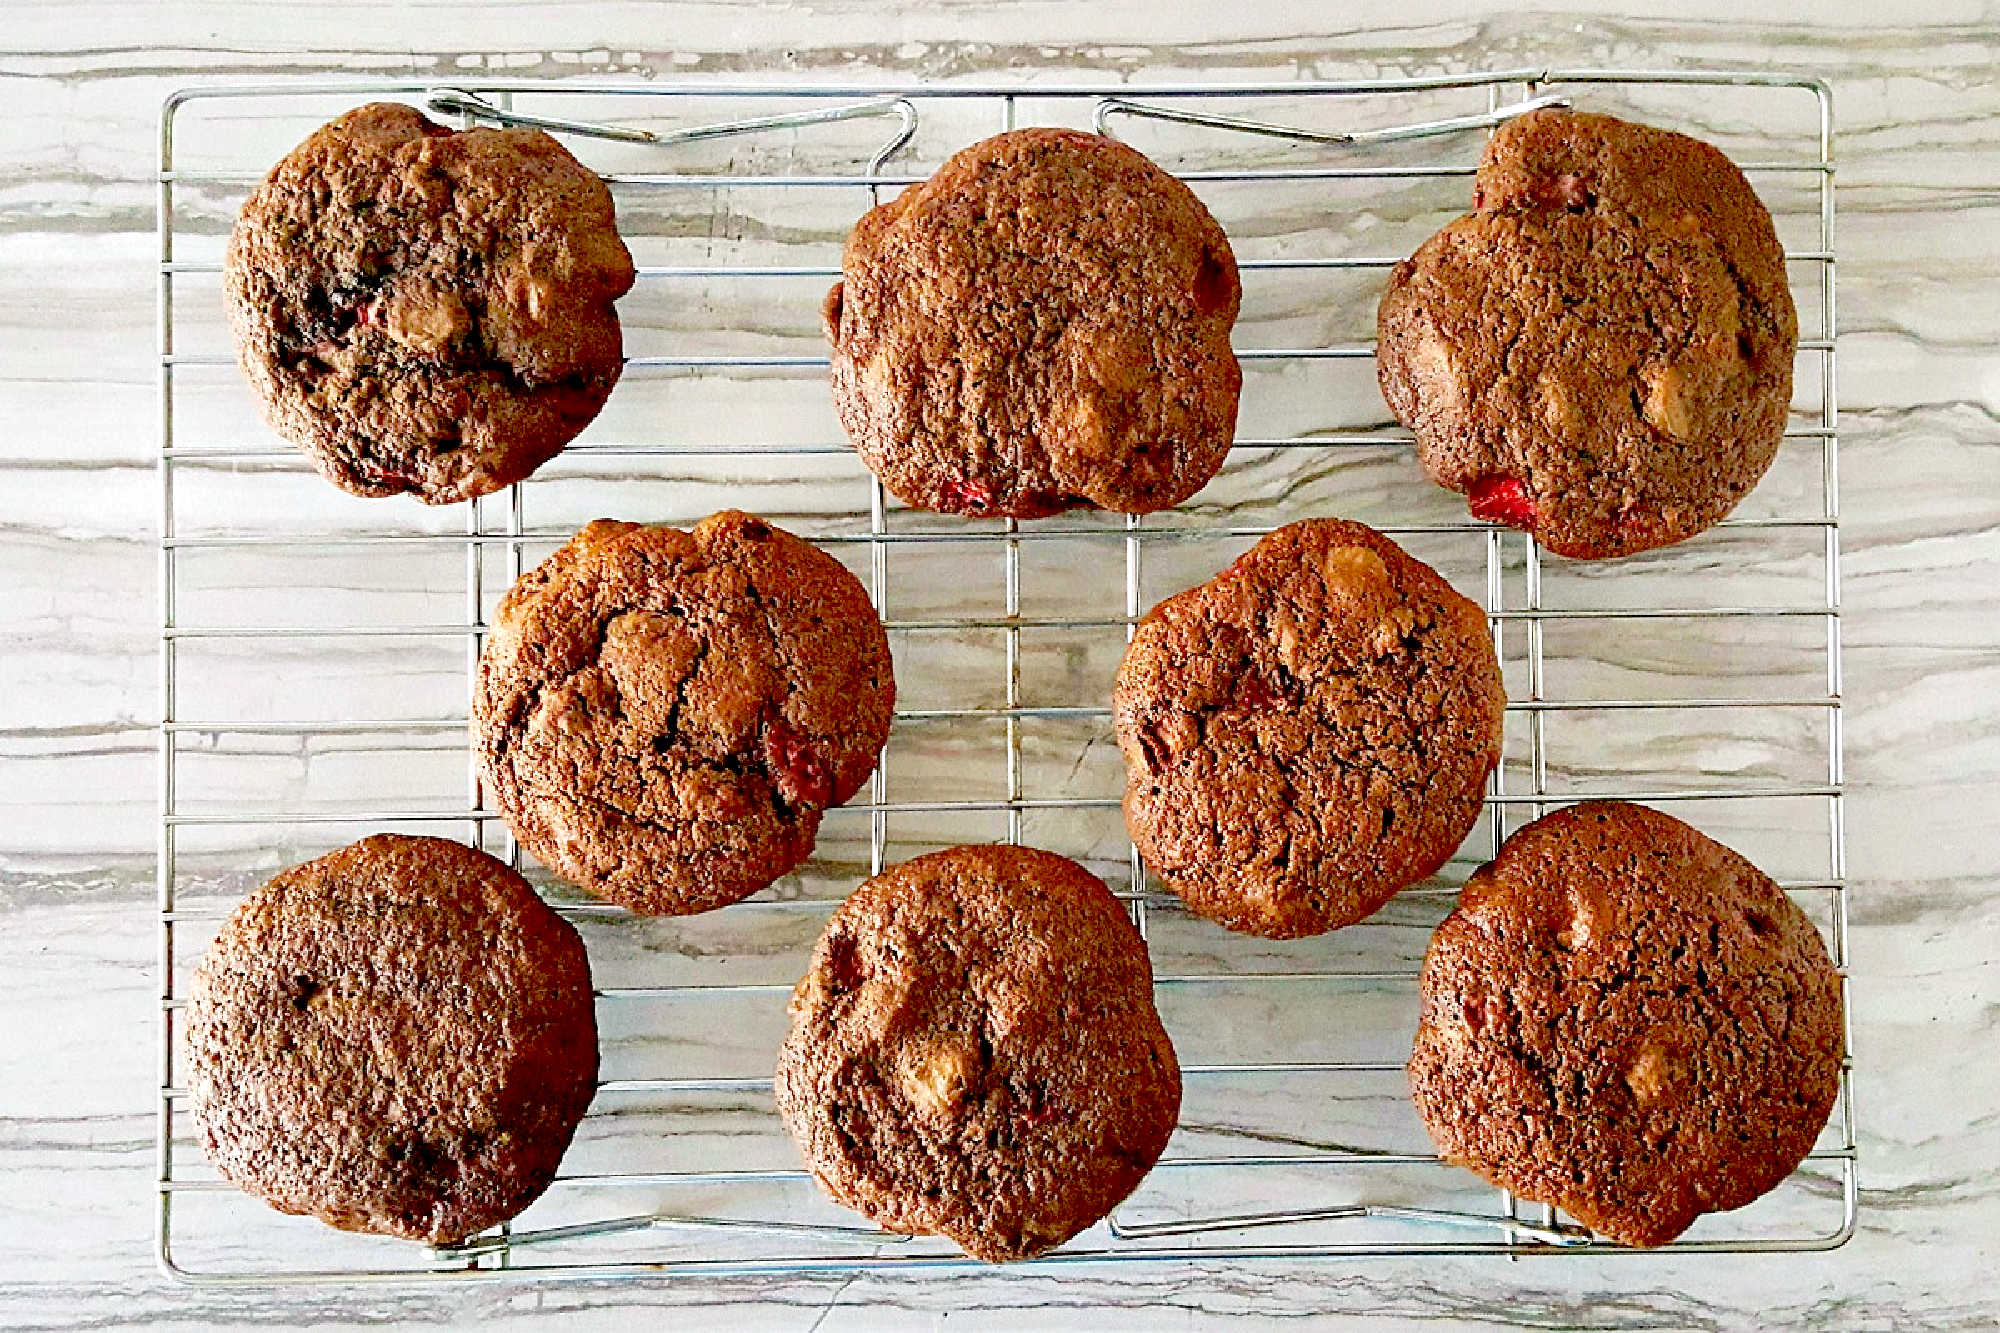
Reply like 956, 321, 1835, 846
826, 127, 1242, 518
185, 834, 598, 1245
474, 512, 894, 915
1409, 801, 1844, 1246
225, 102, 635, 503
776, 844, 1180, 1261
1114, 518, 1505, 938
1378, 109, 1797, 558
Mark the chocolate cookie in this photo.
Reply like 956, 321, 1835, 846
225, 103, 635, 504
1114, 519, 1505, 938
825, 128, 1242, 518
474, 512, 894, 915
1377, 109, 1798, 558
185, 834, 597, 1245
775, 845, 1180, 1261
1409, 802, 1844, 1247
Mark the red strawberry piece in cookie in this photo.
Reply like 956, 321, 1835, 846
1468, 475, 1536, 529
763, 717, 834, 810
937, 476, 999, 515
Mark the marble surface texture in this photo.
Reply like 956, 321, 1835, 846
4, 2, 1998, 1329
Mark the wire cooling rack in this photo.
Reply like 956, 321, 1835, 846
155, 70, 1850, 1284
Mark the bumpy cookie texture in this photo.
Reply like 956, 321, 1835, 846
225, 103, 636, 503
775, 845, 1181, 1262
826, 128, 1242, 518
185, 835, 598, 1245
1377, 109, 1798, 558
1114, 519, 1505, 938
475, 512, 895, 915
1409, 802, 1844, 1247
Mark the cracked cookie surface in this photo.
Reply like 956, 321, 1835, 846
1377, 109, 1797, 558
1114, 519, 1505, 938
1409, 801, 1844, 1247
774, 845, 1180, 1262
225, 103, 635, 503
474, 513, 894, 915
826, 128, 1242, 518
186, 834, 598, 1245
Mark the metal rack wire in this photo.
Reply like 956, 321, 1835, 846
156, 69, 1851, 1285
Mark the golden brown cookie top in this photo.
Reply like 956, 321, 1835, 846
1377, 110, 1798, 558
185, 834, 598, 1244
1115, 518, 1504, 937
1409, 801, 1844, 1246
225, 103, 635, 503
827, 128, 1242, 518
474, 512, 894, 915
774, 844, 1180, 1261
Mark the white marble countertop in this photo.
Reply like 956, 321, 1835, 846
4, 2, 1997, 1328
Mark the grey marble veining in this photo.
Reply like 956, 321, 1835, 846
4, 4, 1999, 1329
